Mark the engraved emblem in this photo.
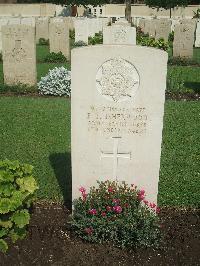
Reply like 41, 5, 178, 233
114, 29, 127, 42
96, 57, 140, 102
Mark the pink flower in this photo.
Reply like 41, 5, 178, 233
84, 227, 93, 235
88, 209, 97, 215
137, 190, 145, 201
108, 187, 114, 193
113, 205, 122, 214
143, 200, 149, 205
124, 203, 129, 208
106, 206, 112, 212
79, 186, 86, 194
112, 199, 120, 205
156, 207, 161, 214
149, 203, 156, 209
101, 212, 106, 217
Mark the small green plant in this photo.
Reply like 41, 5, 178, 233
44, 52, 67, 63
0, 159, 38, 253
71, 180, 161, 249
0, 53, 2, 62
0, 84, 36, 95
73, 41, 88, 48
38, 38, 49, 46
88, 32, 103, 45
137, 36, 169, 51
70, 29, 75, 40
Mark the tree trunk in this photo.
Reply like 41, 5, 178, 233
125, 0, 132, 23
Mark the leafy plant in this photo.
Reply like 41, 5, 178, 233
0, 53, 2, 63
38, 66, 71, 97
0, 159, 38, 253
88, 32, 103, 45
38, 38, 49, 46
137, 36, 169, 51
73, 41, 88, 48
44, 52, 67, 63
71, 180, 161, 249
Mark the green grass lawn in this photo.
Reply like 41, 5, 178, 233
0, 97, 199, 207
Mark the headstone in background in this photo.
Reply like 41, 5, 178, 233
173, 19, 197, 58
74, 18, 88, 44
21, 17, 36, 27
115, 18, 131, 27
103, 25, 136, 45
2, 25, 36, 86
71, 45, 168, 205
155, 19, 171, 42
138, 18, 145, 33
195, 20, 200, 47
0, 18, 9, 52
49, 18, 70, 59
36, 17, 49, 43
7, 17, 21, 25
148, 19, 156, 38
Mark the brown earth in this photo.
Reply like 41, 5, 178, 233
0, 203, 199, 266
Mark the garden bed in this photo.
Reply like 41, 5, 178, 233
0, 203, 199, 266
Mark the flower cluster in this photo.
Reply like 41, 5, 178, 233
38, 66, 71, 97
72, 180, 161, 248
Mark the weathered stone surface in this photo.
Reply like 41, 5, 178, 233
195, 20, 200, 47
36, 16, 49, 42
49, 18, 70, 59
2, 25, 36, 86
71, 45, 168, 204
138, 18, 145, 32
173, 19, 197, 58
103, 25, 136, 45
155, 19, 171, 42
0, 18, 9, 52
74, 18, 88, 44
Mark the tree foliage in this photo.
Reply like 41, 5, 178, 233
145, 0, 190, 10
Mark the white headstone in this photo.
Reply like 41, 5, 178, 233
155, 19, 171, 42
36, 17, 49, 43
49, 18, 70, 59
2, 25, 36, 86
103, 25, 136, 45
71, 45, 168, 205
195, 20, 200, 47
21, 17, 36, 27
0, 18, 9, 52
74, 18, 88, 44
173, 19, 196, 58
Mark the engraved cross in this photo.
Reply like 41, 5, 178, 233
100, 137, 131, 180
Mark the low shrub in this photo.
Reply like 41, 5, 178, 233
0, 84, 36, 95
137, 36, 169, 51
71, 180, 161, 249
44, 52, 67, 63
88, 32, 103, 45
38, 38, 49, 46
38, 66, 71, 97
73, 41, 88, 48
0, 159, 38, 253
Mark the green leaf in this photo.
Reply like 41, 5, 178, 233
16, 176, 39, 194
0, 170, 14, 183
0, 228, 9, 238
22, 164, 34, 175
0, 220, 13, 228
0, 183, 15, 196
11, 210, 30, 228
0, 239, 8, 253
9, 227, 26, 243
0, 198, 11, 214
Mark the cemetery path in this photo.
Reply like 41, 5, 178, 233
0, 203, 199, 266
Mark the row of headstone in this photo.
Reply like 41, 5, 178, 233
74, 17, 109, 44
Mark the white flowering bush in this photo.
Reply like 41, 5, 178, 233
38, 67, 71, 97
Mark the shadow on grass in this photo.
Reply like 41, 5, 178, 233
49, 152, 72, 209
184, 82, 200, 93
